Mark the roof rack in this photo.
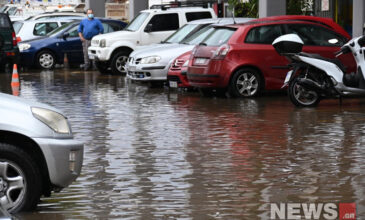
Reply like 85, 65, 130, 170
150, 1, 216, 10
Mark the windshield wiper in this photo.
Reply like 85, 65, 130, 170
199, 42, 207, 46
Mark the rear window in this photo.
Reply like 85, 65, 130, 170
201, 28, 236, 46
13, 21, 23, 33
245, 25, 284, 44
0, 14, 11, 28
186, 12, 212, 22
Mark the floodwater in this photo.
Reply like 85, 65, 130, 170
1, 69, 365, 219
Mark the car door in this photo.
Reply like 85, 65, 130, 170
285, 23, 355, 73
243, 24, 288, 89
140, 13, 179, 45
61, 25, 83, 63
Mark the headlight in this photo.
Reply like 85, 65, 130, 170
31, 107, 71, 134
19, 43, 31, 52
182, 60, 189, 67
100, 39, 106, 48
140, 56, 161, 64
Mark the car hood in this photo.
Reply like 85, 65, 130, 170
20, 36, 49, 44
93, 30, 137, 46
0, 92, 63, 116
131, 44, 194, 63
131, 43, 180, 57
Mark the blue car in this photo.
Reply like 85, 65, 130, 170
18, 19, 127, 69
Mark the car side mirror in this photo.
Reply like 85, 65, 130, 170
144, 24, 153, 33
62, 32, 70, 40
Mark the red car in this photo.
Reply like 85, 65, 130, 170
167, 51, 192, 89
187, 15, 355, 97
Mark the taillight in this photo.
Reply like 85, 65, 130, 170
213, 44, 230, 59
16, 36, 21, 43
12, 32, 17, 46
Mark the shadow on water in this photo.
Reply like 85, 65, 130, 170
0, 68, 364, 219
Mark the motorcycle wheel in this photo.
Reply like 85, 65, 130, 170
288, 75, 320, 107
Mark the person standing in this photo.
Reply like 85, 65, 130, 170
78, 9, 104, 70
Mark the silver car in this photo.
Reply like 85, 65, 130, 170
0, 92, 83, 213
126, 18, 253, 83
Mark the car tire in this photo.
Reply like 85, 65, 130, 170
95, 61, 110, 74
229, 68, 262, 98
37, 50, 56, 69
111, 50, 130, 75
0, 143, 42, 213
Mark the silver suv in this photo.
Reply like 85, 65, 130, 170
0, 92, 83, 213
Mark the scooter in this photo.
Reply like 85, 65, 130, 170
272, 33, 365, 107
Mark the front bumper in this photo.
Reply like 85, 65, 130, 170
126, 62, 169, 81
88, 46, 110, 61
33, 137, 83, 188
167, 68, 191, 88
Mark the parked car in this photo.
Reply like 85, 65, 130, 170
0, 13, 19, 72
126, 18, 252, 84
24, 12, 86, 21
88, 6, 216, 75
167, 51, 192, 89
0, 92, 83, 213
13, 18, 80, 42
187, 15, 355, 97
18, 19, 127, 69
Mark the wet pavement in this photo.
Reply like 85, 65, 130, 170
1, 69, 365, 219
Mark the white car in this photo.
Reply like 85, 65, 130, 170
88, 6, 216, 75
126, 18, 253, 83
13, 18, 79, 42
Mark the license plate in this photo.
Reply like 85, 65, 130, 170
169, 81, 178, 88
282, 70, 293, 88
139, 74, 144, 78
89, 54, 95, 60
194, 58, 207, 65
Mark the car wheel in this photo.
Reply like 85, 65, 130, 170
111, 50, 130, 75
95, 61, 110, 74
0, 143, 42, 213
37, 50, 56, 69
288, 75, 320, 107
229, 68, 262, 98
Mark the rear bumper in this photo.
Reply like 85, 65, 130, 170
187, 72, 226, 88
33, 137, 84, 188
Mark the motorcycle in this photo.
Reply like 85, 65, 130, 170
272, 33, 365, 107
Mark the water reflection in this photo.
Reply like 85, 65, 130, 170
0, 69, 364, 219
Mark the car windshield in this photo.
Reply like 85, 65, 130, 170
201, 27, 236, 46
124, 12, 149, 32
163, 24, 199, 44
47, 22, 75, 36
0, 6, 8, 13
181, 26, 215, 45
13, 21, 23, 34
7, 7, 17, 16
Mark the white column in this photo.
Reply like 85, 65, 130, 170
259, 0, 286, 18
353, 0, 365, 37
129, 0, 149, 21
86, 0, 105, 17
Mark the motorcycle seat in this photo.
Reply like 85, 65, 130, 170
299, 52, 346, 73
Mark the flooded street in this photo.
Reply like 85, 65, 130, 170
1, 69, 365, 219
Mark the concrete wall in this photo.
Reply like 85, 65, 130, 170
353, 0, 365, 37
86, 0, 105, 17
129, 0, 149, 20
259, 0, 286, 18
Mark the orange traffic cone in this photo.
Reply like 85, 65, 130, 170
63, 53, 69, 69
11, 64, 20, 96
